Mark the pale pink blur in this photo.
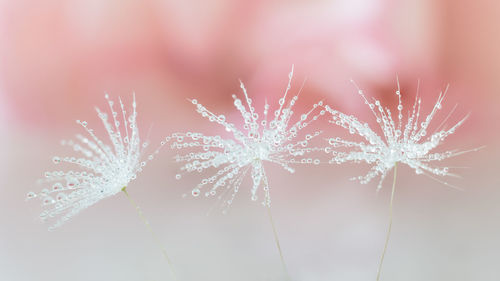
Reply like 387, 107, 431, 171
1, 1, 500, 281
1, 0, 477, 130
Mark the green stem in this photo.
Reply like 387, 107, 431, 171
122, 187, 178, 281
376, 163, 398, 281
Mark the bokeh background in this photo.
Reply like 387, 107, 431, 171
1, 0, 499, 280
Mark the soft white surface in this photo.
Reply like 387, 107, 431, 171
1, 128, 499, 281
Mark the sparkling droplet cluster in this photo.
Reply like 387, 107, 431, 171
170, 66, 324, 209
324, 81, 475, 190
27, 94, 148, 229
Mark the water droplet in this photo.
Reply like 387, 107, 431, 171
192, 188, 200, 197
43, 197, 55, 205
52, 183, 63, 191
66, 178, 79, 189
52, 157, 61, 164
175, 174, 182, 180
56, 193, 67, 201
26, 192, 37, 200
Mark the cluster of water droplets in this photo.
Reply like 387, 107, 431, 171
170, 66, 324, 210
27, 94, 149, 229
324, 81, 473, 190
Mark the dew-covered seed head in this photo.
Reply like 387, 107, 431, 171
325, 81, 475, 189
28, 94, 148, 229
170, 66, 324, 210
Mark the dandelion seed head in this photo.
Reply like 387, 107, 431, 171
325, 82, 473, 190
27, 94, 148, 229
171, 66, 323, 209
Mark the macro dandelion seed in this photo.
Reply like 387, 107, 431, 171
26, 94, 149, 229
323, 80, 481, 281
324, 80, 480, 190
27, 94, 179, 280
169, 66, 324, 278
170, 66, 324, 209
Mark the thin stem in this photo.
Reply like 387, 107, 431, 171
122, 187, 178, 281
266, 205, 290, 280
376, 163, 398, 281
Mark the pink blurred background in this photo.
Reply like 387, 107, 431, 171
1, 1, 499, 281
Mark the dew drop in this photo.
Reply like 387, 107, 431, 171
43, 197, 55, 205
175, 174, 182, 180
192, 188, 200, 197
56, 193, 67, 201
52, 157, 61, 164
26, 192, 37, 200
66, 178, 79, 189
52, 183, 63, 191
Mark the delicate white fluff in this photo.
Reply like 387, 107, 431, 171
324, 81, 479, 190
170, 66, 323, 210
27, 94, 148, 230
